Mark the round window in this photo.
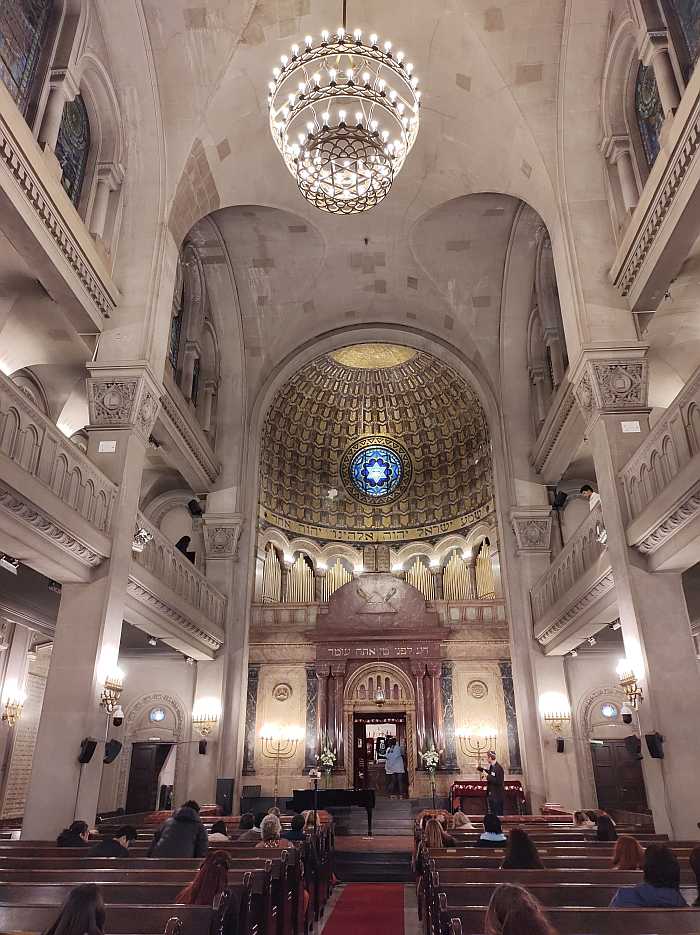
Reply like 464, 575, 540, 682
340, 435, 412, 505
601, 703, 618, 719
149, 707, 166, 723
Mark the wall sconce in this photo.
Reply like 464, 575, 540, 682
192, 697, 221, 736
132, 528, 153, 552
374, 686, 386, 707
539, 692, 571, 736
543, 711, 571, 734
617, 658, 643, 708
100, 668, 125, 714
1, 679, 26, 727
455, 727, 497, 768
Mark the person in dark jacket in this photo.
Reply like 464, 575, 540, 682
610, 843, 687, 908
237, 811, 266, 843
500, 828, 543, 869
282, 814, 306, 842
476, 813, 508, 847
596, 814, 618, 842
147, 800, 208, 858
478, 751, 505, 815
56, 821, 90, 848
88, 826, 137, 857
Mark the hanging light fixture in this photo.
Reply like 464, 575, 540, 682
267, 3, 421, 214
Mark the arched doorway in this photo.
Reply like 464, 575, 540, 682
344, 663, 416, 796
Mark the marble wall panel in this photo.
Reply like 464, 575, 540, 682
452, 661, 509, 774
254, 664, 307, 784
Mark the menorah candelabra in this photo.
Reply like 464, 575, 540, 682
455, 728, 497, 769
260, 724, 304, 808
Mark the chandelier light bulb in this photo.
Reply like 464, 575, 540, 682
384, 41, 392, 51
291, 44, 299, 55
305, 35, 312, 46
397, 50, 405, 62
338, 26, 345, 38
281, 54, 288, 65
273, 67, 281, 77
354, 28, 362, 40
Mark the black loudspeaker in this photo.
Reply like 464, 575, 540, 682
198, 740, 207, 755
78, 738, 97, 764
103, 740, 122, 764
624, 734, 643, 759
556, 737, 565, 754
645, 732, 665, 759
217, 778, 235, 816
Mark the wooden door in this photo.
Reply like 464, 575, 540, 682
591, 738, 648, 813
353, 721, 368, 790
126, 743, 172, 813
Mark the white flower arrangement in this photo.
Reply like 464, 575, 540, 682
420, 746, 441, 773
317, 742, 337, 771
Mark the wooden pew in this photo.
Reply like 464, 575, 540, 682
441, 902, 700, 935
0, 902, 221, 935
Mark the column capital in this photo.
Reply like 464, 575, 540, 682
510, 507, 552, 554
202, 513, 245, 560
330, 662, 346, 676
96, 161, 125, 191
426, 662, 441, 676
639, 29, 671, 66
410, 660, 427, 677
47, 67, 80, 100
572, 345, 650, 422
316, 664, 331, 679
601, 133, 632, 164
86, 362, 162, 442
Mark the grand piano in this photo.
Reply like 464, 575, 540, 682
287, 788, 376, 835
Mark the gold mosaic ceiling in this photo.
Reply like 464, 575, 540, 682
259, 346, 493, 544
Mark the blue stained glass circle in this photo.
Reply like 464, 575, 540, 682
350, 446, 403, 498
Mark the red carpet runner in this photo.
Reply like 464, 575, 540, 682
322, 883, 405, 934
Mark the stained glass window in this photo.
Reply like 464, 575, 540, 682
191, 357, 200, 405
168, 312, 182, 369
55, 94, 90, 205
635, 63, 664, 167
350, 445, 403, 498
670, 1, 700, 64
0, 0, 53, 115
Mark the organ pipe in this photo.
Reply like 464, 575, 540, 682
261, 546, 282, 602
286, 554, 314, 603
326, 559, 353, 598
442, 550, 469, 601
476, 540, 496, 599
405, 557, 434, 599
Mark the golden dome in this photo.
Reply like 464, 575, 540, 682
259, 349, 493, 544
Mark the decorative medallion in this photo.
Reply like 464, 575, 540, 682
467, 679, 489, 700
272, 683, 292, 702
341, 435, 413, 505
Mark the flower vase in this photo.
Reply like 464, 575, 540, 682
430, 771, 436, 811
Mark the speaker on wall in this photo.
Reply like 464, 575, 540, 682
103, 740, 122, 764
216, 778, 235, 816
645, 732, 665, 759
78, 738, 97, 764
556, 737, 565, 754
198, 740, 207, 755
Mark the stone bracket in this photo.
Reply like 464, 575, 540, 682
571, 346, 650, 426
203, 513, 245, 559
510, 507, 553, 554
86, 362, 162, 442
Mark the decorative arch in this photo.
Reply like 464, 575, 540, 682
573, 684, 630, 808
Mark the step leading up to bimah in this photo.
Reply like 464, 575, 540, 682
331, 798, 416, 835
334, 850, 414, 883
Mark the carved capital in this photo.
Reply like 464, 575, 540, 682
410, 661, 427, 677
573, 347, 649, 419
510, 508, 552, 553
203, 513, 245, 560
86, 363, 161, 441
639, 29, 671, 67
316, 664, 331, 679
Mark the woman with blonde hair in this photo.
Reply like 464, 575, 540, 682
452, 809, 474, 830
484, 884, 557, 935
612, 835, 644, 870
255, 814, 293, 849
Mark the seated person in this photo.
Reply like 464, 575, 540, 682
302, 810, 318, 832
176, 851, 230, 905
237, 811, 263, 842
147, 800, 207, 858
43, 883, 106, 935
415, 818, 456, 875
596, 814, 618, 842
485, 883, 556, 935
610, 843, 687, 907
88, 825, 137, 857
267, 806, 282, 818
207, 820, 230, 843
477, 813, 507, 847
256, 814, 293, 849
500, 827, 543, 869
612, 835, 644, 870
691, 846, 700, 907
283, 813, 306, 842
56, 820, 91, 848
452, 808, 474, 830
573, 809, 596, 830
584, 809, 599, 824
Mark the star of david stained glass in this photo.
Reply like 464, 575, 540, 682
340, 436, 412, 505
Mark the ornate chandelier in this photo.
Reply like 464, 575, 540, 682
267, 12, 421, 215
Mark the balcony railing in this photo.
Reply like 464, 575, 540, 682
531, 504, 608, 624
0, 369, 116, 537
131, 514, 227, 632
620, 365, 700, 560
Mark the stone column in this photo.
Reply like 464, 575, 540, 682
546, 334, 566, 389
530, 367, 548, 426
38, 69, 78, 154
314, 569, 327, 603
411, 662, 427, 757
180, 341, 201, 401
574, 348, 700, 838
22, 366, 160, 839
440, 663, 459, 770
641, 31, 681, 118
316, 665, 330, 752
331, 663, 345, 768
89, 164, 124, 241
465, 555, 478, 599
431, 568, 443, 600
304, 667, 318, 770
603, 136, 639, 213
427, 663, 445, 757
498, 662, 522, 773
242, 666, 260, 775
280, 562, 291, 603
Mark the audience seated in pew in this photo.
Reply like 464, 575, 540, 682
584, 810, 600, 825
88, 825, 137, 858
500, 828, 543, 870
235, 812, 258, 841
256, 814, 293, 849
596, 815, 618, 842
477, 814, 507, 848
484, 883, 557, 935
147, 800, 208, 858
452, 810, 474, 830
207, 821, 230, 844
302, 810, 318, 833
612, 835, 645, 871
283, 814, 306, 842
56, 821, 91, 849
239, 811, 267, 843
610, 843, 687, 908
42, 883, 105, 935
691, 846, 700, 906
573, 810, 596, 830
267, 807, 281, 818
176, 850, 230, 905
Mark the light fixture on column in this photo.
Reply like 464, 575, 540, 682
192, 697, 222, 736
455, 727, 497, 769
617, 658, 643, 708
99, 668, 125, 714
267, 6, 422, 214
1, 679, 26, 727
259, 723, 304, 808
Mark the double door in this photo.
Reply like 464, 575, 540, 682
591, 738, 649, 814
352, 714, 406, 793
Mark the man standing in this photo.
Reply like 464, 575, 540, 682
478, 751, 505, 816
384, 738, 405, 798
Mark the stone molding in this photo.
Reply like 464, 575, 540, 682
531, 378, 581, 480
0, 481, 106, 568
632, 478, 700, 555
534, 570, 615, 648
157, 374, 220, 486
0, 81, 118, 323
125, 579, 223, 652
203, 513, 244, 559
86, 363, 162, 441
510, 508, 552, 553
